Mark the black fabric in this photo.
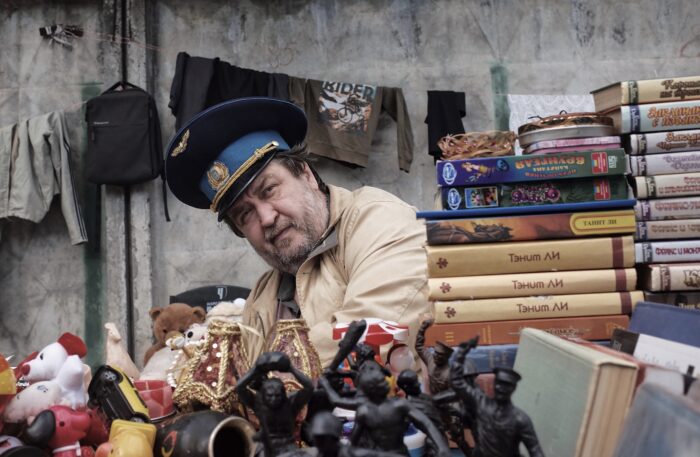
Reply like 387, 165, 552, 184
168, 52, 292, 129
206, 60, 270, 106
425, 90, 466, 162
85, 81, 170, 220
170, 284, 251, 313
168, 52, 217, 130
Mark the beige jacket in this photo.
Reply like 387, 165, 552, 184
242, 185, 429, 367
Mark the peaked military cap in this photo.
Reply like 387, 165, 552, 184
165, 97, 307, 221
493, 367, 522, 385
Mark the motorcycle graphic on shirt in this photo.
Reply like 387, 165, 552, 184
318, 81, 376, 134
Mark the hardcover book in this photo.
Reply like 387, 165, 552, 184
440, 176, 629, 211
629, 301, 700, 347
433, 291, 642, 323
426, 209, 636, 245
611, 328, 700, 377
607, 99, 700, 134
632, 172, 700, 199
435, 149, 626, 187
613, 384, 700, 457
636, 219, 700, 241
429, 268, 637, 300
591, 75, 700, 112
418, 199, 637, 220
513, 328, 638, 457
643, 291, 700, 309
628, 150, 700, 176
523, 136, 621, 155
423, 314, 629, 346
635, 240, 700, 263
425, 236, 634, 277
639, 262, 700, 291
634, 196, 700, 221
626, 129, 700, 155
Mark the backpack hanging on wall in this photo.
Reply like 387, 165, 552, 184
85, 81, 170, 219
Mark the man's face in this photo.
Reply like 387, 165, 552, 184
494, 379, 516, 403
227, 161, 329, 274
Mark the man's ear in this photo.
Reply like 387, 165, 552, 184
302, 163, 319, 190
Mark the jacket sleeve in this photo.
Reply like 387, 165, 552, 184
381, 87, 414, 173
309, 198, 429, 363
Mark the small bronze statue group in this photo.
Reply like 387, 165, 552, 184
235, 319, 544, 457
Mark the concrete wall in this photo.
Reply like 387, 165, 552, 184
1, 0, 699, 366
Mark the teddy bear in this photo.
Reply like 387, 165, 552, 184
143, 303, 206, 365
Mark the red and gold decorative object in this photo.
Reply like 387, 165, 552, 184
265, 319, 322, 391
438, 131, 517, 160
172, 320, 250, 414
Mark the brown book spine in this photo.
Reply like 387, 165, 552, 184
433, 291, 642, 323
425, 210, 636, 245
423, 315, 630, 346
429, 268, 637, 300
426, 236, 635, 277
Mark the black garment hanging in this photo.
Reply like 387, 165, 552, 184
425, 90, 466, 162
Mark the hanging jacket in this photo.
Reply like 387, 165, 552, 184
0, 111, 87, 245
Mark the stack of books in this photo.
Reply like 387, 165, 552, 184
592, 75, 700, 310
418, 140, 643, 372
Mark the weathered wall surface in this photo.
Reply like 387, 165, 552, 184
1, 0, 699, 365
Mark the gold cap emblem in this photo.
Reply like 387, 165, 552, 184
207, 162, 230, 190
171, 129, 190, 157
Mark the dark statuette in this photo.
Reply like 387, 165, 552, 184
451, 337, 545, 457
236, 352, 314, 457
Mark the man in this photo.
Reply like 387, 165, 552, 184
165, 97, 429, 366
451, 339, 545, 457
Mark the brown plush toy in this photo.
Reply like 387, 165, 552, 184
143, 303, 206, 364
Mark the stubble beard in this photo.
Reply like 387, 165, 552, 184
255, 190, 329, 274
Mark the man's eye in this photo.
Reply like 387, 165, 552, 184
263, 185, 277, 197
238, 208, 252, 225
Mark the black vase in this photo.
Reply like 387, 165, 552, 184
155, 410, 255, 457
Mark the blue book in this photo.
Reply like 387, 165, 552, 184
417, 199, 637, 220
466, 344, 518, 373
628, 301, 700, 348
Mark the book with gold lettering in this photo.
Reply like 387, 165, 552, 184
429, 268, 637, 300
635, 196, 700, 220
425, 236, 635, 278
426, 209, 636, 245
639, 262, 700, 291
435, 149, 626, 186
591, 75, 700, 112
635, 240, 700, 263
433, 291, 642, 324
632, 172, 700, 199
636, 219, 700, 240
626, 129, 700, 155
423, 314, 629, 346
606, 99, 700, 134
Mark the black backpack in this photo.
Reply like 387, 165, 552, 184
85, 81, 169, 219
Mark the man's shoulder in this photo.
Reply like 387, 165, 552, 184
350, 186, 415, 208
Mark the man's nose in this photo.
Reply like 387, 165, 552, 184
257, 202, 278, 227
